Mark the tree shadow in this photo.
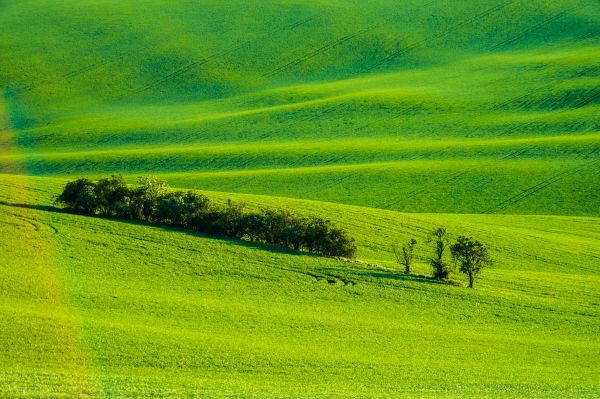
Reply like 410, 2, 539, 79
0, 200, 459, 287
0, 200, 314, 257
0, 200, 68, 213
317, 266, 459, 286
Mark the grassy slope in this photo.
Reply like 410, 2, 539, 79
1, 1, 599, 397
1, 0, 599, 215
0, 174, 599, 398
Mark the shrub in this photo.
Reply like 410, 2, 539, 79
132, 175, 170, 221
55, 178, 98, 214
95, 174, 130, 216
237, 213, 268, 242
392, 238, 417, 274
304, 216, 356, 258
155, 191, 187, 226
428, 227, 452, 279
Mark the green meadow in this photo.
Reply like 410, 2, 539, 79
1, 175, 599, 398
1, 0, 599, 397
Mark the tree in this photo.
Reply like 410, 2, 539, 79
450, 236, 492, 288
237, 213, 267, 242
428, 227, 452, 279
130, 175, 170, 220
55, 178, 98, 214
393, 238, 417, 274
94, 174, 130, 216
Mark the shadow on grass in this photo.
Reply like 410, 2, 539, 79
0, 201, 68, 213
0, 200, 459, 287
0, 200, 313, 257
317, 266, 460, 286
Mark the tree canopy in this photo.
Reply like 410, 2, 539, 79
450, 236, 492, 288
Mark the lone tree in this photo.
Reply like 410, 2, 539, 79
450, 236, 491, 288
393, 238, 417, 274
428, 227, 452, 279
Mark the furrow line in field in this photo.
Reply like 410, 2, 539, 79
121, 16, 316, 97
488, 8, 574, 51
121, 58, 214, 98
370, 149, 454, 210
263, 25, 379, 78
263, 4, 435, 78
375, 148, 527, 210
14, 41, 160, 94
14, 16, 315, 95
62, 58, 116, 79
486, 148, 600, 212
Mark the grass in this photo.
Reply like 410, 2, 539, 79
1, 0, 599, 215
1, 0, 599, 397
0, 174, 599, 398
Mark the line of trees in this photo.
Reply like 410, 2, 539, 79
393, 227, 491, 288
55, 175, 357, 258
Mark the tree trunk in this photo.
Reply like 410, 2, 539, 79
468, 273, 474, 288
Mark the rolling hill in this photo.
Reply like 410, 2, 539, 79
1, 174, 599, 398
1, 0, 599, 398
1, 0, 599, 214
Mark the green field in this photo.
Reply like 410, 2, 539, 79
2, 0, 599, 214
1, 0, 599, 397
1, 175, 599, 398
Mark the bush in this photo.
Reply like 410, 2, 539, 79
55, 178, 98, 214
55, 175, 357, 259
95, 174, 130, 216
155, 191, 187, 226
132, 176, 170, 221
428, 227, 452, 279
303, 216, 356, 258
430, 258, 452, 279
237, 213, 267, 242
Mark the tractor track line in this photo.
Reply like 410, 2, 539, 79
120, 16, 317, 98
263, 4, 431, 78
366, 0, 515, 71
488, 8, 574, 51
377, 148, 526, 210
263, 24, 379, 78
486, 149, 600, 212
